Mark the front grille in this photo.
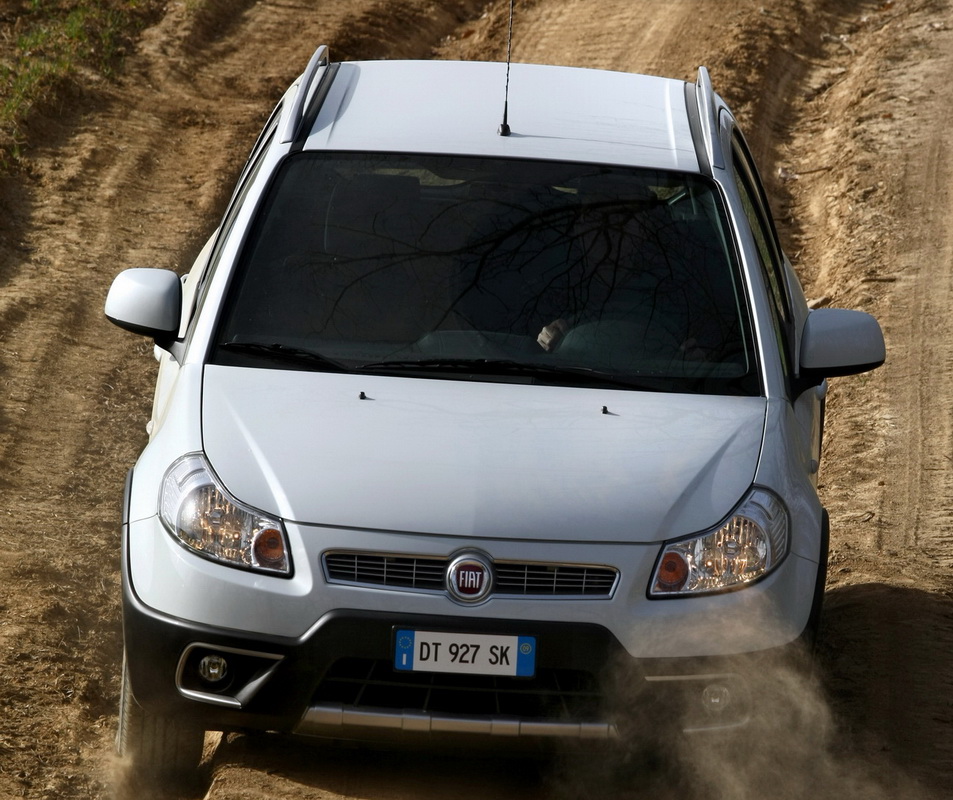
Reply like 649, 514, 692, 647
495, 563, 617, 596
324, 553, 445, 591
323, 552, 618, 598
313, 657, 603, 721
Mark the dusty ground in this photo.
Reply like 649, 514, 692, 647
0, 0, 952, 797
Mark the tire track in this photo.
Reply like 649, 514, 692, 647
0, 2, 486, 797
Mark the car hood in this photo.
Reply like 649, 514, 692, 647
202, 366, 766, 543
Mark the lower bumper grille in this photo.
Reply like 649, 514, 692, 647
293, 658, 752, 739
312, 657, 603, 719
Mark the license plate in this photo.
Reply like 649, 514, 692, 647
394, 629, 536, 677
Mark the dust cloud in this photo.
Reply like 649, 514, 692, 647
548, 610, 933, 800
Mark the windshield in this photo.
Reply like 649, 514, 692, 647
213, 153, 758, 395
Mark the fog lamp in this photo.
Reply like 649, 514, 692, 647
701, 683, 732, 715
198, 654, 229, 683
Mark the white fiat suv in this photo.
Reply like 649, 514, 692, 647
105, 46, 885, 777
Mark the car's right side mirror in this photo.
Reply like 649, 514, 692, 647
797, 307, 885, 389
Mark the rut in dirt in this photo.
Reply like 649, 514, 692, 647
0, 0, 951, 799
0, 2, 486, 798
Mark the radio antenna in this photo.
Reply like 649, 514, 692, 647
498, 0, 515, 136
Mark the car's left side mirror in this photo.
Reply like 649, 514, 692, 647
797, 307, 885, 389
105, 268, 182, 351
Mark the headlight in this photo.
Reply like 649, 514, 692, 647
649, 488, 788, 597
159, 454, 291, 576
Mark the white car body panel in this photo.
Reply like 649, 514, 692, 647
201, 366, 766, 542
308, 62, 699, 172
127, 363, 205, 523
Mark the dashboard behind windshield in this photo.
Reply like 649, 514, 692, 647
213, 152, 759, 395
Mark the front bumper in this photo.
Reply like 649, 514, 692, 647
123, 566, 814, 742
121, 472, 825, 742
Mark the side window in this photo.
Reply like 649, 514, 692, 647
731, 134, 793, 377
235, 101, 284, 189
183, 121, 279, 345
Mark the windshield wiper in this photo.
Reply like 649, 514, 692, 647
356, 357, 662, 390
219, 341, 351, 372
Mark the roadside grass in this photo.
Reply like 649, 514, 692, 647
0, 0, 167, 171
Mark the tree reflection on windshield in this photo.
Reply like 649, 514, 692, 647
215, 153, 758, 395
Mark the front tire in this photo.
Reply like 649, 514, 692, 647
117, 653, 205, 780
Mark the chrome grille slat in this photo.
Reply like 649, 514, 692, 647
324, 552, 617, 597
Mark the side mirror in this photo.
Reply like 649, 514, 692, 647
799, 307, 885, 386
105, 268, 182, 349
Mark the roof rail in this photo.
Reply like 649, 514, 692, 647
281, 45, 331, 144
694, 67, 725, 171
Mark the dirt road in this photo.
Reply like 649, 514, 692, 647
0, 0, 951, 797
